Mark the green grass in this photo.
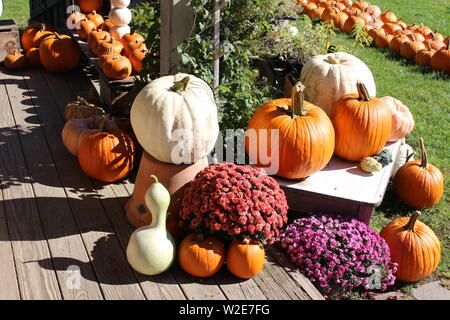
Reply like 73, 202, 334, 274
1, 0, 30, 29
328, 0, 449, 298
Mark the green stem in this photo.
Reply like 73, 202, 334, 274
291, 82, 306, 117
326, 55, 340, 64
171, 76, 191, 93
419, 137, 428, 168
356, 81, 371, 101
404, 211, 421, 232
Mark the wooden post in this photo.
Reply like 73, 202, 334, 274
160, 0, 194, 75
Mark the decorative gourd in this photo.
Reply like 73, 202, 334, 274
86, 11, 104, 29
111, 0, 130, 7
26, 47, 42, 67
394, 138, 444, 209
360, 157, 382, 173
64, 96, 106, 121
131, 73, 219, 164
126, 176, 176, 275
97, 37, 124, 56
226, 238, 265, 279
299, 52, 376, 116
246, 82, 335, 179
129, 47, 148, 73
67, 12, 86, 30
78, 0, 103, 13
391, 143, 414, 177
380, 96, 415, 142
61, 115, 118, 156
332, 82, 392, 161
110, 25, 130, 40
380, 211, 441, 282
78, 18, 96, 40
21, 22, 56, 52
400, 35, 426, 60
4, 49, 27, 70
178, 233, 225, 277
102, 55, 132, 79
39, 33, 80, 73
78, 128, 134, 182
431, 42, 450, 74
109, 7, 132, 26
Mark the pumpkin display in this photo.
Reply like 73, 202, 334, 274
64, 96, 106, 122
332, 82, 392, 162
400, 35, 426, 60
78, 128, 134, 182
129, 47, 148, 73
299, 52, 376, 116
98, 47, 116, 70
246, 82, 335, 179
126, 176, 176, 275
342, 14, 365, 34
124, 40, 146, 58
368, 27, 384, 41
380, 96, 414, 142
178, 233, 225, 278
391, 143, 414, 177
430, 42, 450, 74
101, 19, 114, 32
87, 29, 111, 55
110, 25, 131, 40
86, 10, 104, 29
4, 49, 27, 70
78, 0, 103, 13
331, 10, 349, 30
109, 7, 132, 27
21, 22, 56, 52
39, 33, 80, 73
394, 138, 444, 209
26, 47, 42, 67
414, 43, 436, 66
389, 34, 410, 53
121, 32, 145, 48
102, 55, 132, 79
130, 73, 219, 164
374, 31, 393, 49
226, 238, 265, 279
97, 37, 124, 56
380, 211, 441, 283
78, 18, 96, 40
62, 115, 118, 156
67, 12, 86, 30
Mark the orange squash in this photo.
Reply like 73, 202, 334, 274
21, 22, 55, 52
102, 55, 132, 79
26, 47, 42, 67
431, 41, 450, 74
4, 49, 27, 70
78, 18, 96, 40
39, 33, 80, 73
226, 238, 265, 279
87, 10, 104, 29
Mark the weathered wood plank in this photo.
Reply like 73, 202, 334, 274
214, 268, 267, 300
5, 69, 104, 300
22, 68, 145, 300
0, 78, 61, 300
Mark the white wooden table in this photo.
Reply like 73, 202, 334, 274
276, 140, 402, 224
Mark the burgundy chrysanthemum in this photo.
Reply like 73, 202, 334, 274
180, 163, 288, 244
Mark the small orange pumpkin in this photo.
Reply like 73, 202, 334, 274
380, 211, 441, 283
399, 35, 426, 60
414, 43, 436, 66
87, 10, 104, 29
79, 0, 103, 14
430, 41, 450, 74
4, 49, 27, 70
21, 22, 56, 52
88, 29, 111, 55
102, 55, 132, 79
129, 47, 148, 73
39, 33, 80, 73
394, 138, 444, 209
78, 18, 96, 40
178, 233, 225, 278
26, 47, 42, 67
226, 238, 265, 279
380, 10, 397, 24
97, 37, 124, 56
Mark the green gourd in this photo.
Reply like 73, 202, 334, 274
126, 175, 176, 275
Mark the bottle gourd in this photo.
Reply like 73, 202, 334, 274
126, 175, 175, 275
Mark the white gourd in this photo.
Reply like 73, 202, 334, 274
131, 73, 219, 164
109, 7, 132, 26
299, 52, 376, 116
391, 143, 414, 177
110, 0, 130, 8
126, 176, 176, 275
110, 25, 131, 40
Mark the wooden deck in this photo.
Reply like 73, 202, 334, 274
0, 66, 324, 300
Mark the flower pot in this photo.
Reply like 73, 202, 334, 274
125, 151, 209, 241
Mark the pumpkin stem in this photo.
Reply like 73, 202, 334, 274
242, 237, 251, 245
404, 211, 421, 232
150, 175, 159, 184
406, 150, 414, 162
291, 81, 306, 117
171, 76, 190, 93
356, 81, 371, 101
326, 55, 340, 64
419, 137, 428, 168
54, 32, 63, 40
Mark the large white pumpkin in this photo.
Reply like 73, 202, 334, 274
110, 0, 130, 8
131, 73, 219, 164
109, 7, 132, 26
110, 25, 130, 40
299, 52, 376, 116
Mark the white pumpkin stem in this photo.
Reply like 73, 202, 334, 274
171, 76, 191, 93
150, 174, 159, 184
326, 55, 340, 64
419, 137, 428, 168
405, 211, 421, 232
291, 81, 306, 117
356, 81, 371, 101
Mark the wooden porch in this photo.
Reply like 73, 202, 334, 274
0, 66, 324, 300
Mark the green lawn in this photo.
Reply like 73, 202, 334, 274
1, 0, 30, 29
328, 0, 449, 296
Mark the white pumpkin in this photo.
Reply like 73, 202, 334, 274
299, 52, 376, 116
380, 96, 415, 142
110, 0, 130, 8
110, 25, 131, 40
131, 73, 219, 164
391, 143, 414, 177
109, 7, 132, 26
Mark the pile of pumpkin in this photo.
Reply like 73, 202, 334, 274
3, 22, 80, 72
298, 0, 450, 74
68, 0, 148, 79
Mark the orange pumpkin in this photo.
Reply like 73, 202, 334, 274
124, 40, 147, 58
26, 47, 42, 67
79, 0, 103, 13
380, 10, 397, 24
353, 0, 369, 11
87, 10, 104, 29
87, 29, 111, 55
97, 37, 124, 56
342, 14, 365, 34
4, 49, 27, 70
101, 19, 114, 32
246, 82, 335, 179
178, 233, 225, 278
39, 33, 80, 73
375, 31, 393, 49
414, 43, 436, 66
21, 22, 56, 52
394, 138, 444, 209
380, 211, 441, 283
78, 129, 134, 182
78, 18, 96, 40
389, 34, 410, 53
226, 238, 265, 279
102, 55, 132, 79
430, 42, 450, 74
129, 47, 149, 73
98, 47, 117, 70
331, 10, 349, 30
399, 35, 425, 60
382, 23, 402, 35
121, 32, 145, 47
331, 82, 392, 162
